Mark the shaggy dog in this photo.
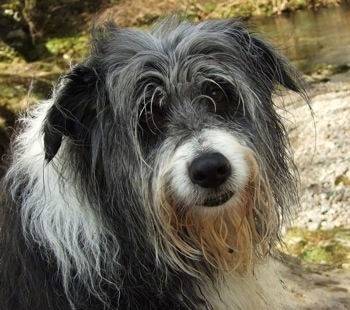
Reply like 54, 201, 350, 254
0, 16, 307, 309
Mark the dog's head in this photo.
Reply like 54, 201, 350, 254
43, 17, 306, 274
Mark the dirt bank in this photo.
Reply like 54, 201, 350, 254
280, 81, 350, 309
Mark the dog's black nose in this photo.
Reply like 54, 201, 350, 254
189, 153, 231, 188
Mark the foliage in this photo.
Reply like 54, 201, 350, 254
46, 36, 89, 60
282, 228, 350, 267
0, 0, 111, 61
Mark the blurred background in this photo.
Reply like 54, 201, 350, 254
1, 1, 350, 308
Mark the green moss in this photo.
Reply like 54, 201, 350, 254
46, 36, 89, 59
300, 244, 348, 265
203, 3, 217, 13
301, 246, 331, 263
283, 228, 350, 267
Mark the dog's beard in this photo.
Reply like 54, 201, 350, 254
145, 129, 279, 278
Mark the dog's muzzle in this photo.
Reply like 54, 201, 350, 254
189, 152, 234, 207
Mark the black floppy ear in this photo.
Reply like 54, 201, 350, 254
43, 64, 103, 162
221, 19, 304, 93
248, 35, 301, 92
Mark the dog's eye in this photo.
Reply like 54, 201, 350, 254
139, 109, 153, 124
203, 84, 229, 114
208, 87, 226, 104
138, 90, 167, 133
139, 104, 165, 133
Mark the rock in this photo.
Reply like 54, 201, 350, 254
307, 221, 321, 231
320, 203, 330, 214
321, 221, 335, 230
287, 81, 350, 231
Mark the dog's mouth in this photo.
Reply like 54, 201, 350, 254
202, 191, 234, 207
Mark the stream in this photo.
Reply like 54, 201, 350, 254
252, 4, 350, 80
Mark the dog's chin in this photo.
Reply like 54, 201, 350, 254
201, 191, 235, 207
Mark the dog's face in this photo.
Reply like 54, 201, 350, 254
43, 17, 304, 273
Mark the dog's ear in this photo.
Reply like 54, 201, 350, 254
43, 64, 103, 162
247, 34, 301, 92
221, 21, 301, 92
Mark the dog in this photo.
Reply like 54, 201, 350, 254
0, 16, 307, 309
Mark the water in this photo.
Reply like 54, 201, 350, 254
252, 4, 350, 76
